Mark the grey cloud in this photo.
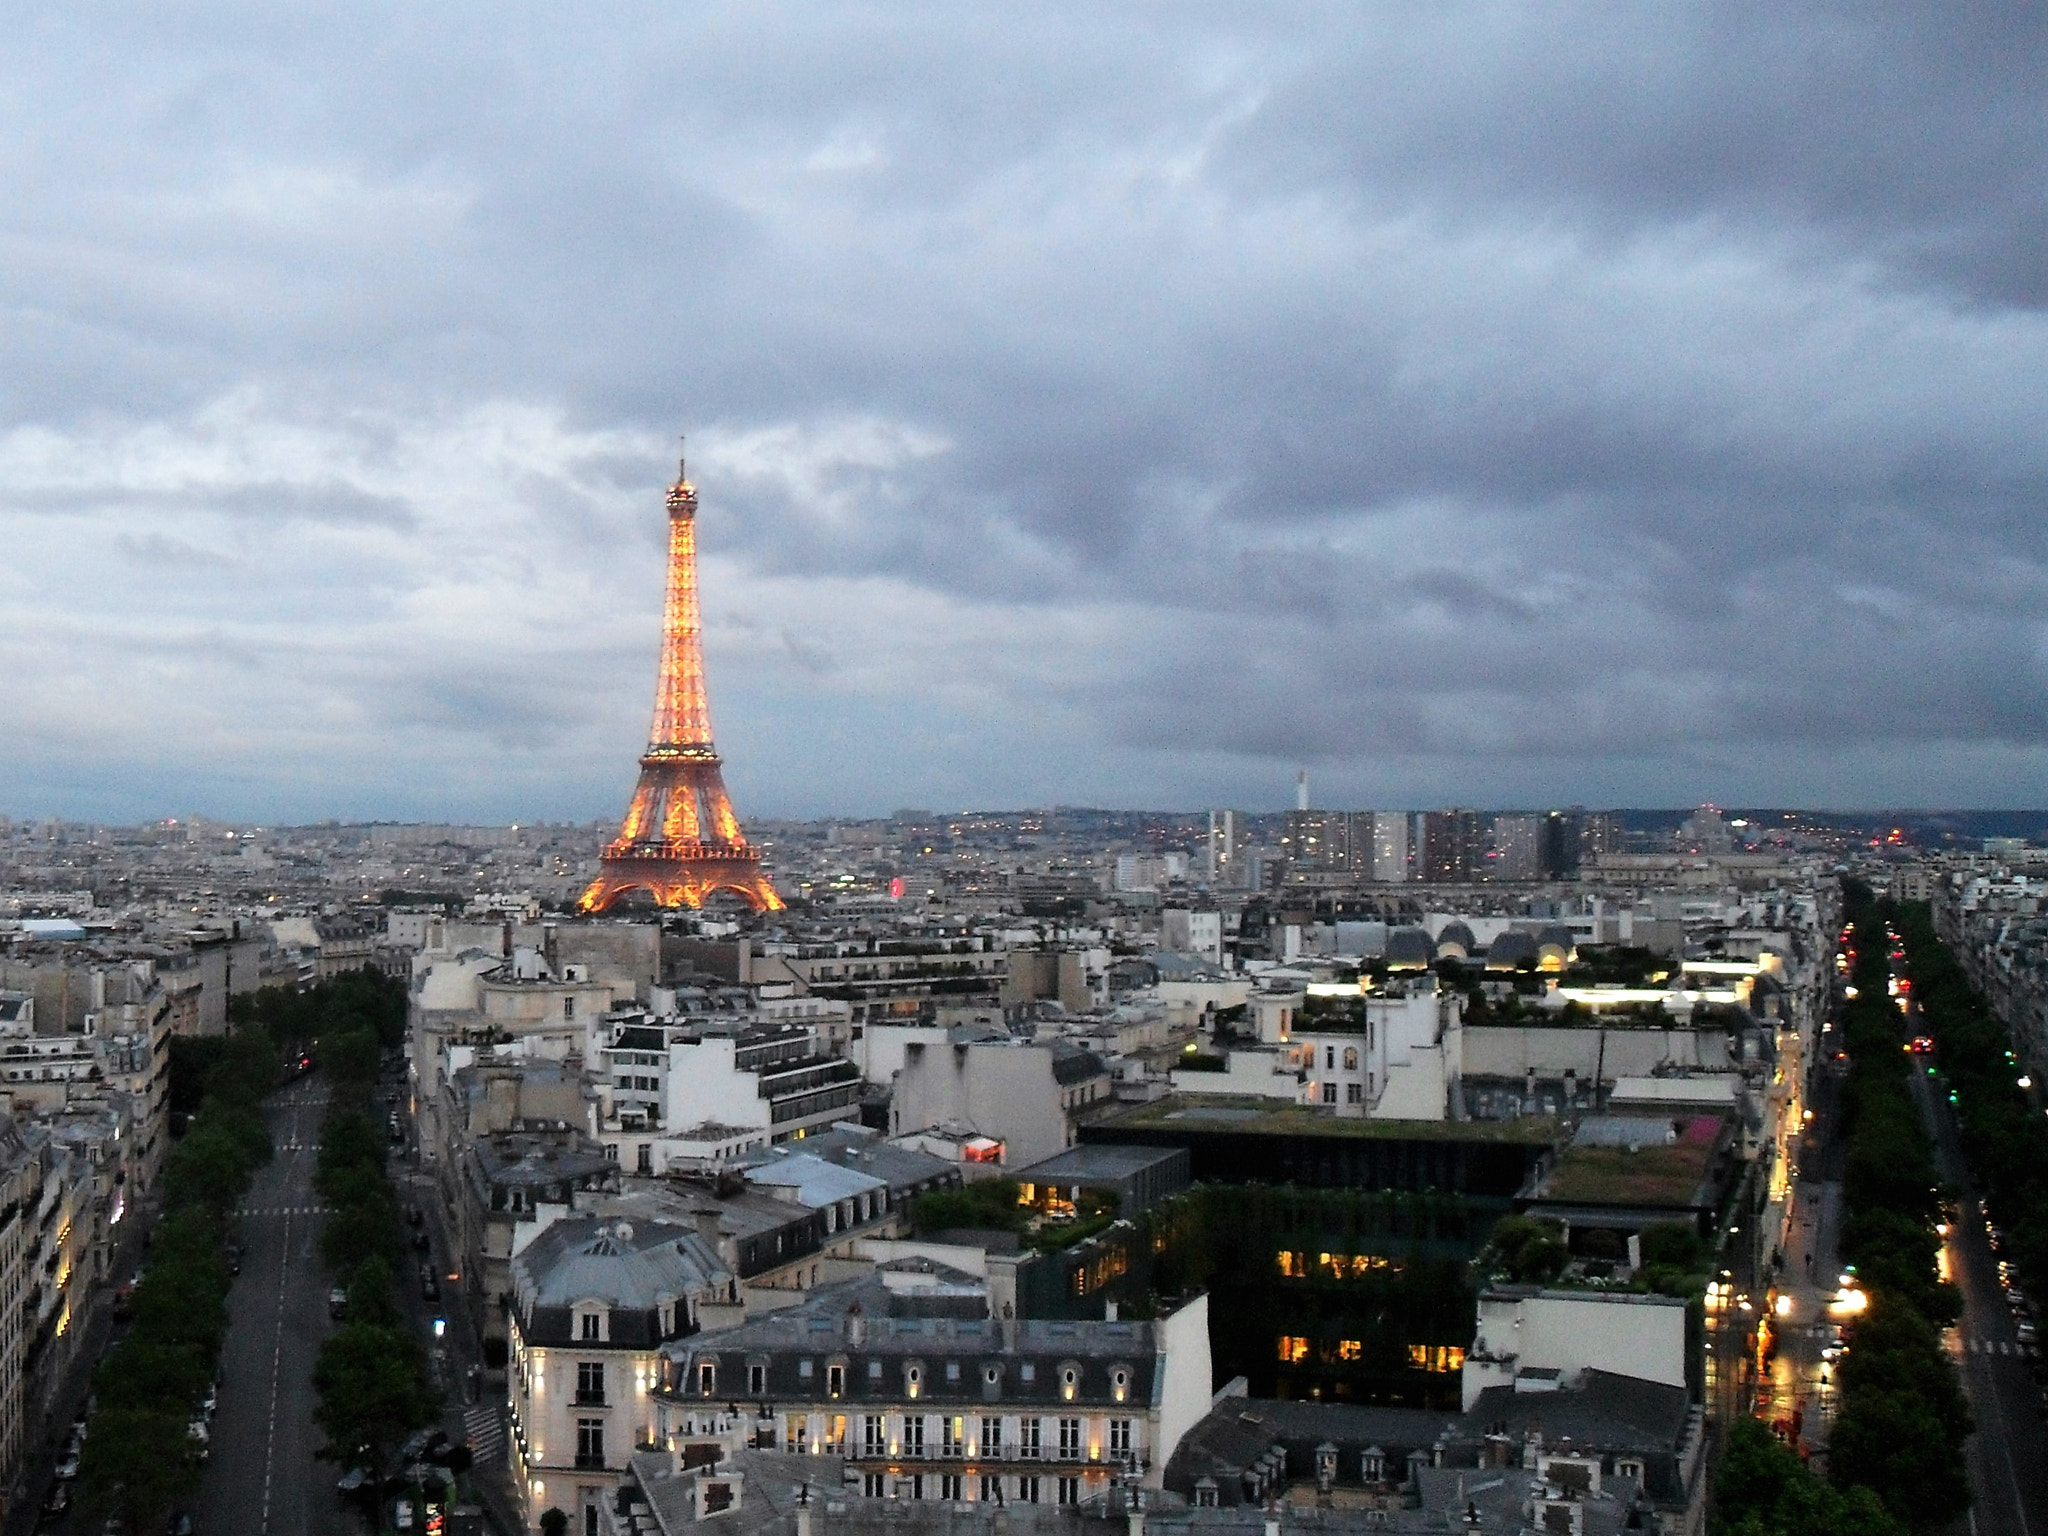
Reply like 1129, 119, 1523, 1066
1, 3, 2046, 817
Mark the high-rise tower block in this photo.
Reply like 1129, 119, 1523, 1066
578, 459, 783, 914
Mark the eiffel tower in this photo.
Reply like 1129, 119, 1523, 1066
578, 456, 784, 914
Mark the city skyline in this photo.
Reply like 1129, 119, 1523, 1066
2, 7, 2044, 823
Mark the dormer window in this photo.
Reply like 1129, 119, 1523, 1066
828, 1362, 845, 1398
1059, 1365, 1079, 1402
698, 1361, 717, 1396
1111, 1367, 1130, 1404
748, 1362, 767, 1396
905, 1363, 923, 1400
577, 1305, 609, 1342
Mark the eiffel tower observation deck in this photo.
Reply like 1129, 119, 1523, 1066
578, 456, 783, 913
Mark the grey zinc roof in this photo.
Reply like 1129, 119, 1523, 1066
743, 1154, 887, 1208
663, 1277, 1163, 1408
1434, 921, 1477, 954
1047, 1042, 1109, 1086
1385, 928, 1434, 966
1484, 931, 1540, 970
737, 1124, 957, 1197
512, 1216, 729, 1312
1011, 1143, 1183, 1183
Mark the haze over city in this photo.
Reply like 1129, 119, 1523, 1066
3, 5, 2045, 824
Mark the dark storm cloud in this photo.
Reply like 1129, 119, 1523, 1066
0, 2, 2044, 818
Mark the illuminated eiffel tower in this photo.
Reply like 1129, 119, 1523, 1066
578, 455, 783, 914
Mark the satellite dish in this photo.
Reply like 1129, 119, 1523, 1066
615, 1221, 635, 1243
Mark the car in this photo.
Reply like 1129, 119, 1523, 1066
39, 1480, 72, 1519
328, 1286, 349, 1319
2019, 1320, 2039, 1347
54, 1451, 80, 1481
166, 1514, 195, 1536
419, 1266, 439, 1301
413, 1230, 431, 1253
1908, 1036, 1936, 1054
392, 1498, 415, 1530
406, 1206, 424, 1227
61, 1428, 84, 1461
200, 1382, 217, 1418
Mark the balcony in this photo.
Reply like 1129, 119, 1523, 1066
574, 1453, 607, 1471
573, 1392, 609, 1407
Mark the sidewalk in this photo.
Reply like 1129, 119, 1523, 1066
397, 1153, 522, 1535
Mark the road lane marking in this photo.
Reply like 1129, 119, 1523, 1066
260, 1206, 291, 1536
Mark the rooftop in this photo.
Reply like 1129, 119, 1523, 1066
1533, 1116, 1727, 1209
1101, 1096, 1560, 1145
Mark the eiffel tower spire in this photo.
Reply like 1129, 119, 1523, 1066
578, 456, 783, 913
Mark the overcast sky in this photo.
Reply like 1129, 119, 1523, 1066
2, 4, 2044, 823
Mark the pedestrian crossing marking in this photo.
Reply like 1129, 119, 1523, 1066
465, 1404, 505, 1467
1960, 1337, 2030, 1356
235, 1205, 331, 1217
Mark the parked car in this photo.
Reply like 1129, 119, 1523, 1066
39, 1480, 71, 1520
419, 1265, 439, 1301
328, 1287, 349, 1319
413, 1230, 430, 1253
166, 1513, 195, 1536
54, 1450, 80, 1481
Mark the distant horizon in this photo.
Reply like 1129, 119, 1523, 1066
10, 804, 2048, 831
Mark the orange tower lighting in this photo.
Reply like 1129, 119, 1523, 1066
578, 455, 784, 914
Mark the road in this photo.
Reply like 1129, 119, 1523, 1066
195, 1076, 357, 1536
1750, 1032, 1849, 1463
1910, 1063, 2048, 1536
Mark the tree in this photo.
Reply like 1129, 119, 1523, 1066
1713, 1417, 1905, 1536
313, 1322, 438, 1491
74, 1406, 200, 1534
321, 1026, 381, 1089
1485, 1216, 1567, 1283
911, 1180, 1027, 1235
540, 1509, 570, 1536
160, 1122, 255, 1215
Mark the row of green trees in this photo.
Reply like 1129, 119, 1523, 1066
306, 979, 440, 1519
1824, 891, 1970, 1530
1889, 899, 2048, 1345
75, 1026, 279, 1530
1716, 885, 1970, 1535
